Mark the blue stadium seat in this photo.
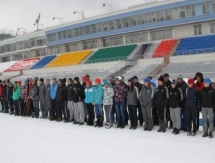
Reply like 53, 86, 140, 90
30, 55, 56, 69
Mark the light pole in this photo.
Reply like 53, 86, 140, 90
74, 10, 84, 19
34, 23, 44, 30
103, 3, 113, 12
53, 17, 63, 24
17, 28, 27, 35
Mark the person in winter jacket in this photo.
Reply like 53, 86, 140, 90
45, 79, 51, 119
84, 80, 94, 126
127, 78, 139, 130
8, 82, 14, 114
72, 77, 85, 125
200, 78, 215, 138
176, 75, 188, 131
133, 76, 143, 126
20, 84, 27, 116
193, 72, 204, 131
2, 81, 9, 113
103, 80, 114, 129
92, 78, 104, 127
154, 76, 169, 133
29, 79, 39, 118
169, 79, 183, 135
50, 78, 58, 120
163, 73, 173, 129
39, 78, 47, 119
12, 82, 21, 116
140, 77, 154, 131
0, 80, 4, 112
185, 78, 198, 136
114, 76, 127, 129
66, 78, 75, 123
55, 79, 67, 122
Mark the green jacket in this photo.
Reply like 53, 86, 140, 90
12, 86, 21, 100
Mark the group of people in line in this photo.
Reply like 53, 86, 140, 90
0, 72, 214, 138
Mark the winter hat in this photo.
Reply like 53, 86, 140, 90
52, 77, 57, 81
68, 78, 73, 82
204, 78, 211, 85
46, 79, 50, 82
177, 75, 183, 80
103, 80, 110, 85
62, 78, 66, 83
86, 80, 91, 85
115, 76, 122, 81
128, 78, 133, 83
194, 72, 204, 82
39, 78, 44, 82
58, 79, 63, 83
74, 77, 79, 82
17, 81, 22, 86
171, 79, 177, 85
82, 76, 87, 81
144, 77, 151, 83
188, 78, 195, 85
133, 76, 138, 80
158, 76, 164, 83
7, 80, 10, 83
0, 80, 2, 83
95, 78, 101, 84
163, 73, 169, 78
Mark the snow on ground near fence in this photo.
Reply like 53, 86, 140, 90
0, 113, 214, 163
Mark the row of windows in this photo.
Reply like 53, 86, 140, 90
0, 38, 46, 54
47, 1, 215, 43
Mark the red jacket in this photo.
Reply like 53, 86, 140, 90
195, 82, 204, 92
0, 85, 2, 97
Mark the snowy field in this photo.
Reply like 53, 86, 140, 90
0, 113, 214, 163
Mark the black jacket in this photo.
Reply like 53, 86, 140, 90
200, 86, 215, 109
7, 86, 14, 100
72, 84, 85, 103
67, 84, 73, 101
2, 85, 7, 99
56, 85, 66, 102
169, 88, 183, 108
185, 87, 197, 108
154, 85, 169, 107
164, 80, 171, 91
30, 84, 39, 100
176, 81, 188, 107
134, 82, 142, 93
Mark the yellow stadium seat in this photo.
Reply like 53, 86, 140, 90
46, 50, 92, 68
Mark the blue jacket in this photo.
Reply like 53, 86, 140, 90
50, 83, 58, 100
92, 84, 103, 105
85, 87, 93, 104
185, 87, 197, 108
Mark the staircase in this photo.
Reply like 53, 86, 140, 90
144, 43, 160, 59
149, 56, 170, 78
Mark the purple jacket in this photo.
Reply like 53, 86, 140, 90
114, 83, 127, 102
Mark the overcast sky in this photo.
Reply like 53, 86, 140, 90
0, 0, 161, 35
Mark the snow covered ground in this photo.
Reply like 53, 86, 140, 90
0, 113, 214, 163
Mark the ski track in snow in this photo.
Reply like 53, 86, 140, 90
0, 113, 214, 163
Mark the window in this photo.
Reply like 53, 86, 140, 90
124, 18, 130, 27
130, 16, 137, 26
83, 40, 98, 50
66, 43, 78, 52
194, 24, 202, 35
2, 56, 10, 62
164, 9, 172, 20
203, 2, 210, 14
12, 54, 23, 61
157, 11, 164, 22
213, 1, 215, 13
51, 46, 61, 54
150, 29, 173, 41
179, 7, 186, 18
210, 22, 215, 33
103, 36, 123, 47
36, 49, 46, 57
150, 13, 156, 23
125, 32, 148, 44
186, 5, 195, 17
24, 51, 31, 59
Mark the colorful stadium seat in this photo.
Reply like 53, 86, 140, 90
85, 44, 137, 63
175, 35, 215, 55
4, 58, 40, 72
30, 55, 56, 69
152, 39, 177, 58
46, 50, 92, 68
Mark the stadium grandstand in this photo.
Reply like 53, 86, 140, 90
0, 0, 215, 82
